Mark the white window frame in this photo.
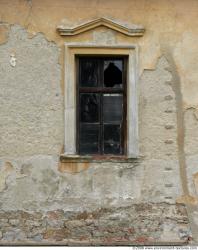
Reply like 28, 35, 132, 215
63, 43, 139, 158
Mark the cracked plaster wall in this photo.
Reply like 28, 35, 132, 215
0, 0, 198, 244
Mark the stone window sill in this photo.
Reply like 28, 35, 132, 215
60, 154, 140, 163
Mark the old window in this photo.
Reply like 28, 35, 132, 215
76, 56, 127, 155
62, 44, 138, 159
58, 20, 143, 160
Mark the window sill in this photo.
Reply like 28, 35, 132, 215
60, 154, 140, 163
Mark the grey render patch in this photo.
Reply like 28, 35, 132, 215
0, 56, 183, 212
0, 25, 64, 157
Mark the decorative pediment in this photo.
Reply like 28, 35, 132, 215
57, 17, 145, 37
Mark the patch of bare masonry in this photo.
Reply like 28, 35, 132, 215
0, 204, 191, 245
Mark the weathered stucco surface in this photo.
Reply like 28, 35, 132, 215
0, 0, 198, 245
0, 25, 64, 156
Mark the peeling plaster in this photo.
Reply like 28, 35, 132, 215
0, 162, 14, 192
9, 53, 17, 67
0, 24, 10, 45
58, 162, 90, 174
176, 195, 198, 206
193, 173, 198, 197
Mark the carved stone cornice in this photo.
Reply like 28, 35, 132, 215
57, 17, 145, 37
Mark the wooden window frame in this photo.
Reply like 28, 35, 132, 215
76, 56, 128, 156
61, 44, 139, 161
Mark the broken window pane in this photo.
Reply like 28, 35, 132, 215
79, 124, 100, 154
78, 57, 126, 155
80, 59, 98, 87
80, 94, 100, 123
104, 60, 123, 88
103, 124, 121, 154
103, 94, 123, 123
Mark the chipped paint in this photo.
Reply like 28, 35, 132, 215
176, 195, 198, 206
193, 173, 198, 196
0, 162, 14, 192
0, 24, 9, 45
58, 162, 90, 174
9, 53, 16, 67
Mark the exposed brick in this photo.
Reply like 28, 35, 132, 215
0, 203, 191, 245
43, 228, 70, 241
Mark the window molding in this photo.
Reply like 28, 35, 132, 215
57, 17, 145, 37
63, 43, 139, 159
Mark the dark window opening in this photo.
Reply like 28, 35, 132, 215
77, 56, 127, 155
104, 60, 123, 88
